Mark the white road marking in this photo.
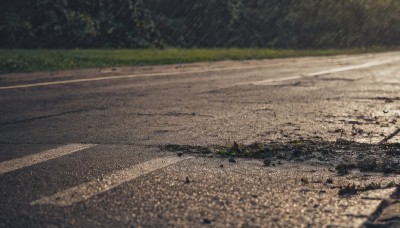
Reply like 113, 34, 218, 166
252, 57, 400, 85
30, 156, 193, 207
250, 76, 303, 85
0, 64, 283, 90
0, 144, 95, 175
346, 188, 396, 227
2, 56, 398, 90
306, 58, 400, 76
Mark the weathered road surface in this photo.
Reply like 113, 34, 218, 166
1, 52, 400, 227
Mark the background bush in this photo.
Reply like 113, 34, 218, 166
1, 0, 400, 49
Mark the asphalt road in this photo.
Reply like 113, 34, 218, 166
1, 52, 400, 227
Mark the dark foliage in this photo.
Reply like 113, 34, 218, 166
1, 0, 400, 48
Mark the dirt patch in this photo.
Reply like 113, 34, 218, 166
161, 140, 400, 175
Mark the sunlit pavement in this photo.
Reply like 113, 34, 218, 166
1, 52, 400, 227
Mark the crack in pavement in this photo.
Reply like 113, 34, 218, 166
136, 112, 214, 118
355, 97, 400, 103
0, 107, 107, 126
317, 77, 360, 82
380, 128, 400, 144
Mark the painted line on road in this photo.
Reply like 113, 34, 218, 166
30, 156, 193, 207
0, 64, 283, 90
380, 128, 400, 144
2, 56, 397, 90
0, 144, 95, 175
252, 57, 400, 85
250, 75, 303, 85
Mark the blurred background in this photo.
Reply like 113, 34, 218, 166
1, 0, 400, 49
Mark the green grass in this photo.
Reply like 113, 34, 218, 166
0, 48, 395, 74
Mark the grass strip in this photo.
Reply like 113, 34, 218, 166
0, 48, 396, 74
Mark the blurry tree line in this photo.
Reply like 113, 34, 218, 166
1, 0, 400, 49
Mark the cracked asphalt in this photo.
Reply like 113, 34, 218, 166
1, 51, 400, 227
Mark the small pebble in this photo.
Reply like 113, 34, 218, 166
202, 218, 211, 224
228, 158, 236, 163
301, 177, 309, 184
263, 159, 271, 166
184, 177, 190, 184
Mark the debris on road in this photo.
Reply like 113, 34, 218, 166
263, 159, 271, 166
165, 140, 400, 175
301, 177, 309, 185
339, 183, 358, 196
201, 218, 212, 224
184, 177, 191, 184
231, 141, 240, 153
326, 178, 334, 184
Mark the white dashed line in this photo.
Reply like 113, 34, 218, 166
250, 75, 303, 85
0, 144, 95, 175
0, 64, 282, 90
30, 156, 193, 207
2, 56, 398, 90
252, 57, 400, 85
